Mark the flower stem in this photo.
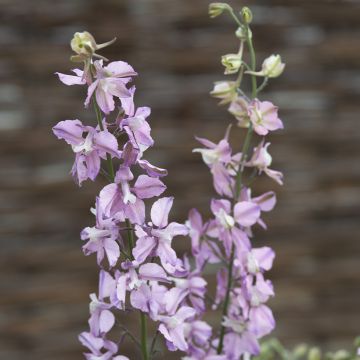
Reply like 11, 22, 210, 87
140, 311, 149, 360
217, 23, 258, 355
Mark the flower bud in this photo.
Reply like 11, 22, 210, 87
221, 53, 242, 75
235, 27, 247, 40
70, 31, 117, 62
71, 31, 97, 58
308, 347, 321, 360
209, 3, 232, 18
261, 54, 285, 77
245, 54, 285, 78
241, 7, 253, 24
210, 81, 237, 104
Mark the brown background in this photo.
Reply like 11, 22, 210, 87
1, 0, 360, 359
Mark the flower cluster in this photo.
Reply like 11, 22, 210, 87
53, 31, 213, 359
53, 2, 285, 358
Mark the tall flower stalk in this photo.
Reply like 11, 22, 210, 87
53, 3, 285, 359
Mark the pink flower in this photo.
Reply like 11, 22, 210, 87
85, 60, 137, 114
158, 306, 196, 352
247, 140, 284, 185
248, 99, 283, 136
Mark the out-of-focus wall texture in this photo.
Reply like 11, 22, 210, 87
1, 0, 360, 358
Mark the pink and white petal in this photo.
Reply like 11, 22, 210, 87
195, 136, 216, 149
125, 198, 145, 225
85, 151, 101, 181
96, 83, 115, 114
139, 263, 168, 283
99, 309, 115, 334
169, 325, 188, 351
103, 238, 120, 267
56, 71, 85, 86
99, 270, 115, 300
175, 306, 196, 322
264, 168, 284, 185
133, 175, 166, 199
252, 191, 276, 211
166, 222, 189, 237
164, 287, 187, 315
150, 197, 174, 228
107, 78, 132, 98
252, 246, 275, 271
158, 323, 172, 343
132, 236, 156, 264
94, 131, 120, 158
105, 61, 138, 78
138, 159, 168, 178
234, 201, 261, 227
84, 79, 99, 108
52, 119, 84, 145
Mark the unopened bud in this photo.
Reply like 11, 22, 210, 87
241, 7, 253, 24
245, 54, 285, 78
293, 344, 308, 359
209, 2, 232, 18
235, 27, 247, 40
70, 31, 116, 62
210, 81, 237, 105
221, 53, 242, 75
308, 347, 321, 360
71, 31, 97, 58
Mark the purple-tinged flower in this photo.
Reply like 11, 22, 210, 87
248, 99, 283, 136
210, 198, 259, 256
158, 306, 196, 352
81, 198, 120, 267
228, 96, 250, 128
88, 293, 115, 337
247, 140, 284, 185
79, 331, 118, 360
99, 166, 166, 224
222, 316, 260, 358
193, 136, 234, 197
85, 60, 137, 114
52, 119, 120, 185
120, 107, 154, 153
132, 197, 188, 274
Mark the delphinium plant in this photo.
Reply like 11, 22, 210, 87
52, 2, 359, 360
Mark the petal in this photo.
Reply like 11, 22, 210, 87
84, 80, 99, 108
132, 236, 156, 264
56, 70, 85, 86
85, 151, 101, 181
234, 201, 261, 227
139, 263, 168, 282
52, 119, 84, 145
151, 197, 174, 228
138, 159, 168, 178
252, 191, 276, 212
99, 309, 115, 334
105, 61, 137, 78
103, 238, 120, 267
94, 130, 120, 158
133, 175, 166, 199
96, 82, 115, 114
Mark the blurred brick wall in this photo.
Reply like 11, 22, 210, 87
1, 0, 360, 358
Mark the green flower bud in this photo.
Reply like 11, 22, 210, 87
221, 53, 242, 74
241, 6, 253, 24
308, 347, 322, 360
333, 350, 350, 360
71, 31, 97, 58
235, 26, 247, 40
70, 31, 117, 62
209, 2, 232, 18
293, 344, 308, 359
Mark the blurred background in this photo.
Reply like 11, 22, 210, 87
1, 0, 360, 358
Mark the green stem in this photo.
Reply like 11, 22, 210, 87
217, 23, 258, 355
140, 312, 149, 360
